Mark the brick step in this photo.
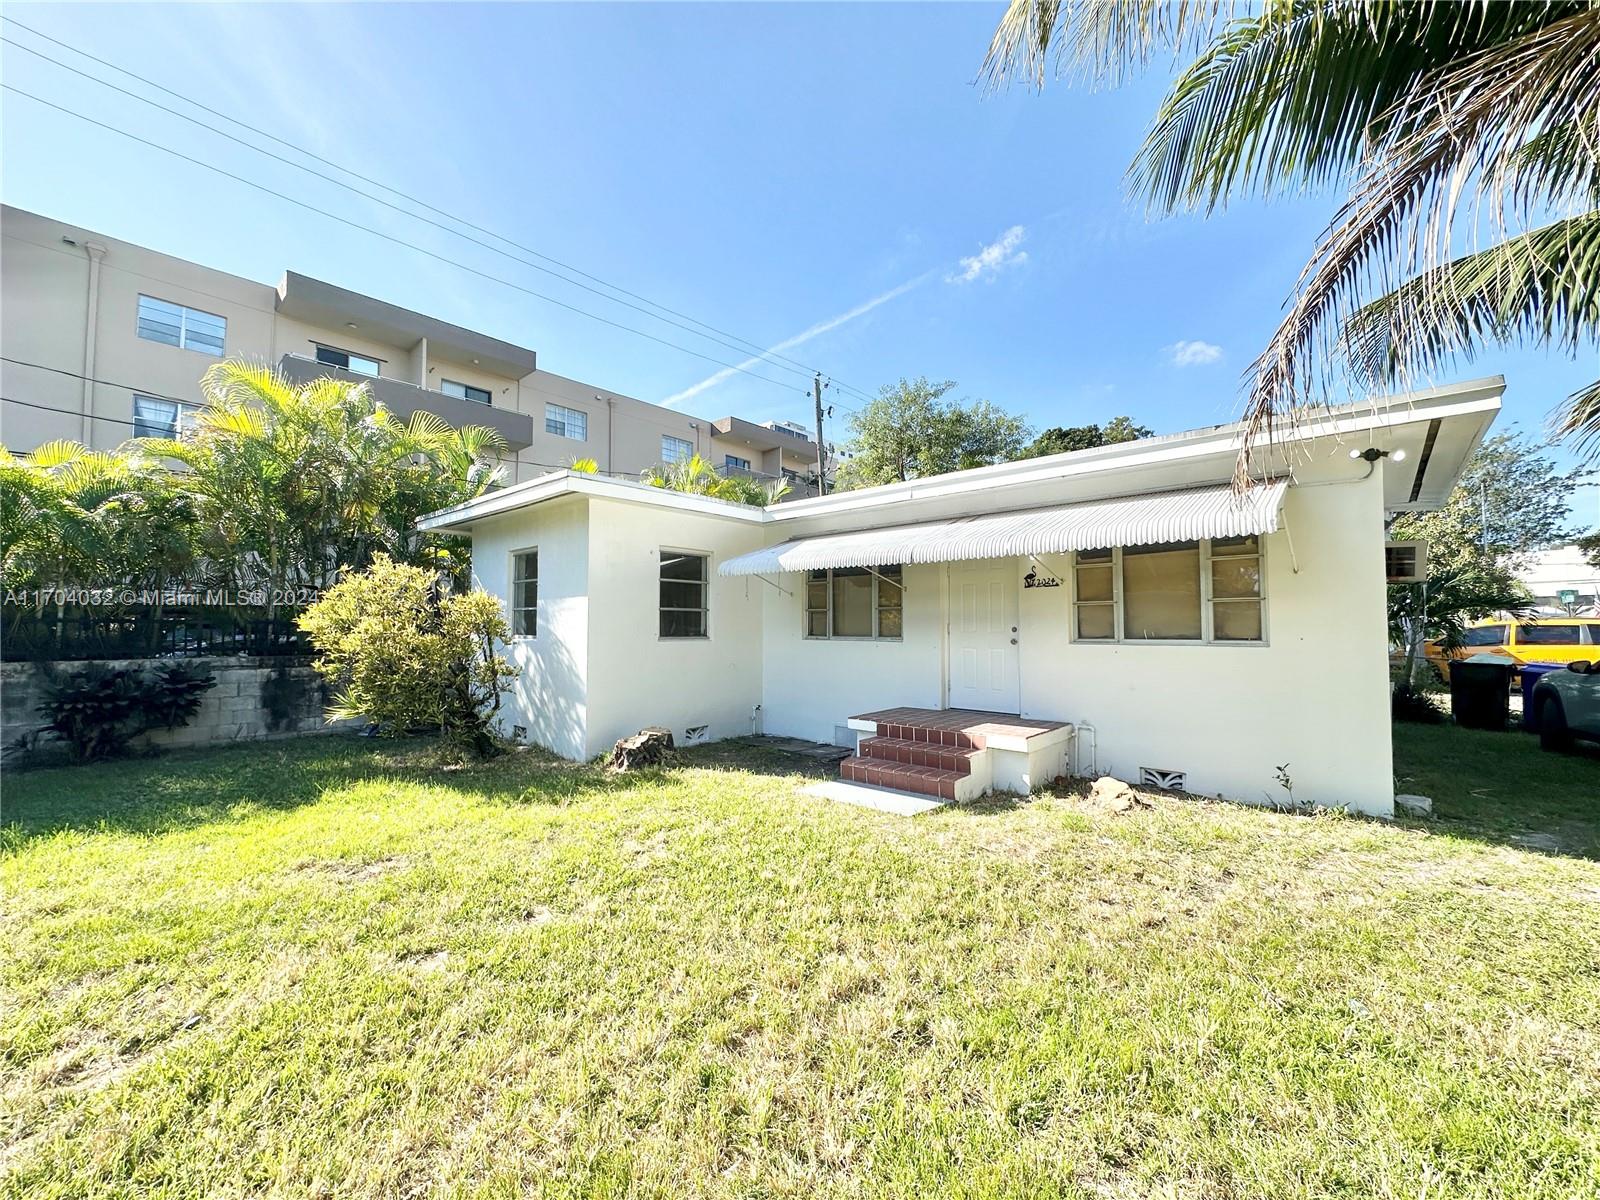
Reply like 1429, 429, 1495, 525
840, 755, 966, 801
869, 718, 979, 749
858, 736, 978, 775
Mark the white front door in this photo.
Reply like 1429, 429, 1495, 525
947, 560, 1020, 713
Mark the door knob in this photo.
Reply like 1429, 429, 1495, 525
1010, 637, 1018, 645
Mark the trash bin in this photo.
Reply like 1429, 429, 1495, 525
1518, 662, 1568, 731
1449, 656, 1514, 730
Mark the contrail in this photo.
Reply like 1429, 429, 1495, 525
660, 270, 937, 408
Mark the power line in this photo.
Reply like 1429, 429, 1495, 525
3, 356, 202, 408
0, 35, 834, 389
1, 84, 823, 402
2, 15, 881, 401
0, 392, 651, 479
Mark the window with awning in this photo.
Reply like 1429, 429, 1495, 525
717, 481, 1288, 578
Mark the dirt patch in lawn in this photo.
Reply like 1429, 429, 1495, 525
295, 854, 411, 882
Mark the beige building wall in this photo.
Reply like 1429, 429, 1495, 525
2, 206, 820, 493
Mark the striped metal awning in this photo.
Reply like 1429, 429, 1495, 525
718, 480, 1289, 576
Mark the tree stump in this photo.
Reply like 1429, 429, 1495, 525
609, 726, 674, 770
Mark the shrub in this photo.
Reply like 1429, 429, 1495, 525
297, 555, 518, 759
1392, 684, 1447, 724
37, 662, 218, 761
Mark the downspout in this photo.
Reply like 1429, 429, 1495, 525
606, 396, 615, 475
79, 242, 107, 444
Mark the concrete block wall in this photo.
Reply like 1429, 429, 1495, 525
1, 656, 343, 763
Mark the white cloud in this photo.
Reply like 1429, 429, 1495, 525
659, 271, 935, 408
1168, 339, 1224, 367
949, 225, 1028, 283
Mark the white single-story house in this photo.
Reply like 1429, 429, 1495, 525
419, 377, 1503, 818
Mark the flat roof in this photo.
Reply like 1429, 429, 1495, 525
418, 469, 769, 534
418, 375, 1504, 534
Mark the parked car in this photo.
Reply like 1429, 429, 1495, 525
1424, 617, 1600, 683
1531, 660, 1600, 751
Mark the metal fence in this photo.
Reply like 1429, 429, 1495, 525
1, 606, 311, 662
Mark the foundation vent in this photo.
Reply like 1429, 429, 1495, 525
1139, 767, 1187, 792
683, 724, 710, 746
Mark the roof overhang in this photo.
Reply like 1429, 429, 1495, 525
418, 469, 768, 535
719, 480, 1288, 576
276, 272, 537, 379
415, 377, 1501, 538
766, 377, 1503, 530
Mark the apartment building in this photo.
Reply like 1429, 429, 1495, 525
0, 206, 822, 493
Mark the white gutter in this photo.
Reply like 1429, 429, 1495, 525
418, 469, 769, 533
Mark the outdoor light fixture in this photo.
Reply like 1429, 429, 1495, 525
1349, 447, 1407, 463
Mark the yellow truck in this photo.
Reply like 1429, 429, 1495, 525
1424, 617, 1600, 683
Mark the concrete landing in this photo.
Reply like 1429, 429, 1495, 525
801, 779, 950, 817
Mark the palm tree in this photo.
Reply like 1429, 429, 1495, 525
983, 2, 1600, 476
641, 453, 791, 505
144, 360, 506, 605
0, 440, 199, 652
1389, 563, 1532, 692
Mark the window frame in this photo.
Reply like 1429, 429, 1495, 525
658, 547, 710, 640
724, 454, 752, 471
131, 394, 203, 440
1070, 538, 1268, 646
661, 434, 694, 465
442, 379, 493, 405
510, 547, 538, 639
803, 564, 904, 642
136, 294, 227, 356
313, 344, 382, 377
544, 402, 588, 440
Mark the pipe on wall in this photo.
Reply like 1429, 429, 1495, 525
79, 242, 107, 444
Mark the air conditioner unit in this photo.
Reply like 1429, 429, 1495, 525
1385, 540, 1428, 583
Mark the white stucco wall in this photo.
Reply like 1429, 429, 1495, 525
760, 563, 946, 747
467, 466, 1395, 815
758, 472, 1393, 815
583, 498, 766, 757
467, 499, 591, 761
1017, 471, 1394, 815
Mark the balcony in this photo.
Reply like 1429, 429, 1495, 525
277, 354, 533, 451
716, 461, 819, 501
711, 414, 818, 459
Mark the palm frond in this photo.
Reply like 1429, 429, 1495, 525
26, 439, 91, 469
981, 0, 1234, 91
1128, 2, 1569, 213
1552, 377, 1600, 459
1239, 7, 1600, 478
1342, 211, 1600, 381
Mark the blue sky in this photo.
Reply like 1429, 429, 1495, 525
2, 2, 1595, 523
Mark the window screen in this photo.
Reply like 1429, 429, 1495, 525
660, 551, 708, 637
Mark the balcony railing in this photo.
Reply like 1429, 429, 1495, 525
716, 461, 818, 500
277, 354, 533, 451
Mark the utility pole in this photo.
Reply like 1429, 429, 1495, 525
813, 373, 828, 496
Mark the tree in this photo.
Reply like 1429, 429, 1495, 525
1389, 564, 1532, 696
839, 378, 1032, 488
1390, 431, 1587, 577
297, 555, 518, 759
983, 2, 1600, 477
1024, 415, 1152, 458
639, 453, 790, 505
1578, 531, 1600, 570
145, 361, 507, 605
1387, 431, 1581, 690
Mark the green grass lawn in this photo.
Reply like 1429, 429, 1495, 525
3, 727, 1598, 1198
